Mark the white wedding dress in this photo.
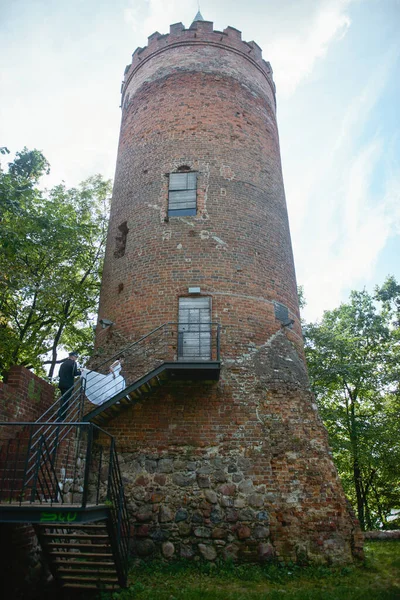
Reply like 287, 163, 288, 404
81, 364, 126, 406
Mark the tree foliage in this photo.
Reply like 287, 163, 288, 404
303, 284, 400, 529
0, 148, 111, 379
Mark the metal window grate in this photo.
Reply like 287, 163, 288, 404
168, 172, 197, 216
178, 297, 211, 360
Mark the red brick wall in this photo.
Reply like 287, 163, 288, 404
105, 331, 363, 564
92, 20, 363, 564
0, 367, 55, 597
0, 365, 55, 424
97, 20, 300, 351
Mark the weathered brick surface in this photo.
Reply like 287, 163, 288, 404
0, 368, 55, 597
105, 332, 362, 564
98, 23, 299, 346
0, 366, 55, 424
94, 20, 363, 564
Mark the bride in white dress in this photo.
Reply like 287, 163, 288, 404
81, 358, 126, 406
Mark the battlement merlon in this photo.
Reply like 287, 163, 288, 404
121, 20, 275, 102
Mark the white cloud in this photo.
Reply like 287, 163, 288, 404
124, 4, 141, 32
332, 45, 399, 154
269, 0, 352, 96
300, 134, 400, 320
124, 0, 197, 43
294, 41, 400, 321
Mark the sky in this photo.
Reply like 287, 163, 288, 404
1, 0, 399, 321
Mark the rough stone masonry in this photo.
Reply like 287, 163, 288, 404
93, 16, 363, 564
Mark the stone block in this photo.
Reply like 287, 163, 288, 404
158, 459, 173, 473
253, 525, 270, 539
178, 522, 192, 536
162, 541, 175, 558
132, 539, 155, 557
238, 480, 254, 493
204, 490, 218, 504
210, 509, 222, 524
198, 543, 217, 560
197, 474, 211, 488
172, 473, 196, 486
193, 526, 211, 538
248, 493, 264, 508
258, 542, 275, 561
213, 470, 227, 483
145, 459, 157, 473
212, 527, 227, 539
159, 505, 174, 522
180, 544, 195, 559
223, 544, 239, 561
135, 506, 153, 522
237, 525, 251, 539
175, 508, 188, 522
221, 495, 233, 507
218, 484, 236, 496
154, 473, 167, 486
239, 508, 256, 521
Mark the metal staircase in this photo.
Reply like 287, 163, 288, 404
0, 321, 221, 591
35, 522, 121, 590
0, 421, 130, 590
82, 321, 221, 425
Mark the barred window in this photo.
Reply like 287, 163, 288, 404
168, 172, 197, 217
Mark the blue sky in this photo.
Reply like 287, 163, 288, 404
1, 0, 399, 321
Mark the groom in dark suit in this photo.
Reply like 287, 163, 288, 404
58, 351, 81, 420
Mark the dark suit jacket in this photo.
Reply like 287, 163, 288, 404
58, 358, 81, 389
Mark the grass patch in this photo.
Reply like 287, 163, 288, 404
102, 541, 400, 600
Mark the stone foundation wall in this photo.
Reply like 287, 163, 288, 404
107, 332, 363, 564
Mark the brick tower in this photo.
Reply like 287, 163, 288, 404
95, 14, 362, 563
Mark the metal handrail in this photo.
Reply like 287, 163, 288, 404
0, 421, 130, 584
85, 320, 221, 376
78, 321, 220, 415
32, 321, 221, 430
0, 422, 115, 507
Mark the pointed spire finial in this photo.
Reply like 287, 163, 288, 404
193, 10, 204, 22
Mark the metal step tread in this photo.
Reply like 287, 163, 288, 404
47, 542, 111, 548
59, 574, 118, 582
48, 551, 113, 557
54, 559, 115, 566
39, 523, 107, 530
42, 533, 109, 539
57, 567, 118, 575
62, 583, 119, 590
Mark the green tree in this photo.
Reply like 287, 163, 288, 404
0, 148, 111, 378
303, 288, 400, 530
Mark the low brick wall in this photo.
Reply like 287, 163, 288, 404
0, 365, 55, 423
0, 367, 55, 598
364, 530, 400, 540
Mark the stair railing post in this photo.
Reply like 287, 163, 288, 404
116, 483, 124, 547
106, 438, 116, 502
217, 323, 221, 361
81, 424, 93, 508
78, 378, 86, 423
30, 435, 44, 503
20, 424, 34, 504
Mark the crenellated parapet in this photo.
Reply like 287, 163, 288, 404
121, 20, 275, 104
